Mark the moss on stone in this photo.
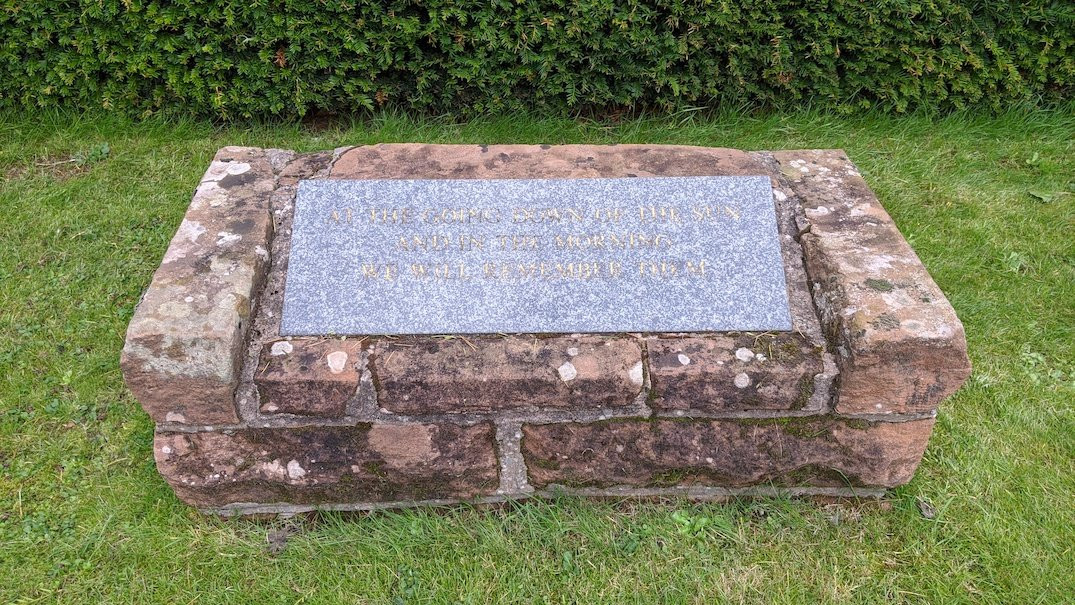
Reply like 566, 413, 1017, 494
528, 457, 561, 471
796, 374, 816, 409
361, 460, 388, 479
865, 278, 895, 292
844, 418, 873, 430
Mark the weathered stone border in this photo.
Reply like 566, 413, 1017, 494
121, 147, 278, 425
122, 144, 971, 513
771, 151, 971, 414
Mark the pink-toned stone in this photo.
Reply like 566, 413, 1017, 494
121, 147, 276, 424
522, 417, 935, 489
772, 151, 971, 414
121, 145, 974, 513
255, 339, 363, 417
648, 333, 824, 413
370, 335, 643, 413
277, 151, 333, 186
155, 422, 500, 508
329, 144, 770, 179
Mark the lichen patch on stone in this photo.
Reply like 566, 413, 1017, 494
735, 347, 756, 362
226, 162, 251, 175
734, 372, 751, 388
326, 351, 349, 374
628, 361, 644, 386
216, 231, 241, 247
286, 459, 307, 479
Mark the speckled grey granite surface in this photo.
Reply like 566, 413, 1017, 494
280, 176, 792, 335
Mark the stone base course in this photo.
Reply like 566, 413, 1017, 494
521, 417, 935, 489
156, 423, 499, 508
122, 144, 971, 514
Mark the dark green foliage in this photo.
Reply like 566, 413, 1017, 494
1, 0, 1072, 118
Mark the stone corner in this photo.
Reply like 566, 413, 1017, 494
121, 147, 280, 425
772, 150, 972, 415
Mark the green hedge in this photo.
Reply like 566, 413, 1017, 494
2, 1, 1072, 118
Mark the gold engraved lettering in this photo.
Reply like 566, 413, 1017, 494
328, 208, 355, 224
497, 234, 540, 250
365, 207, 412, 224
512, 207, 587, 224
563, 262, 601, 279
689, 205, 742, 222
398, 234, 486, 251
480, 261, 626, 280
551, 233, 669, 249
637, 260, 710, 278
431, 263, 468, 280
638, 205, 683, 224
423, 208, 501, 224
359, 263, 398, 280
459, 235, 484, 251
555, 235, 584, 249
593, 207, 623, 223
638, 261, 678, 278
482, 262, 504, 279
397, 235, 442, 251
686, 260, 707, 276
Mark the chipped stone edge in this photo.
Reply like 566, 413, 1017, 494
121, 146, 289, 425
771, 150, 972, 415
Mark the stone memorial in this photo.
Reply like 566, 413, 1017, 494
121, 144, 971, 515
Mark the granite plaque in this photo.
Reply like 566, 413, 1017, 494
280, 177, 792, 335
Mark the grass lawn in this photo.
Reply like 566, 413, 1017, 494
0, 108, 1073, 604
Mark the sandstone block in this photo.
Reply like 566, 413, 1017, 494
522, 417, 935, 489
772, 151, 971, 414
121, 147, 276, 424
255, 339, 363, 417
155, 423, 499, 508
648, 333, 824, 413
276, 151, 333, 186
370, 335, 644, 414
329, 144, 770, 180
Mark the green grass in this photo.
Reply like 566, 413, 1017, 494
1, 107, 1073, 604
